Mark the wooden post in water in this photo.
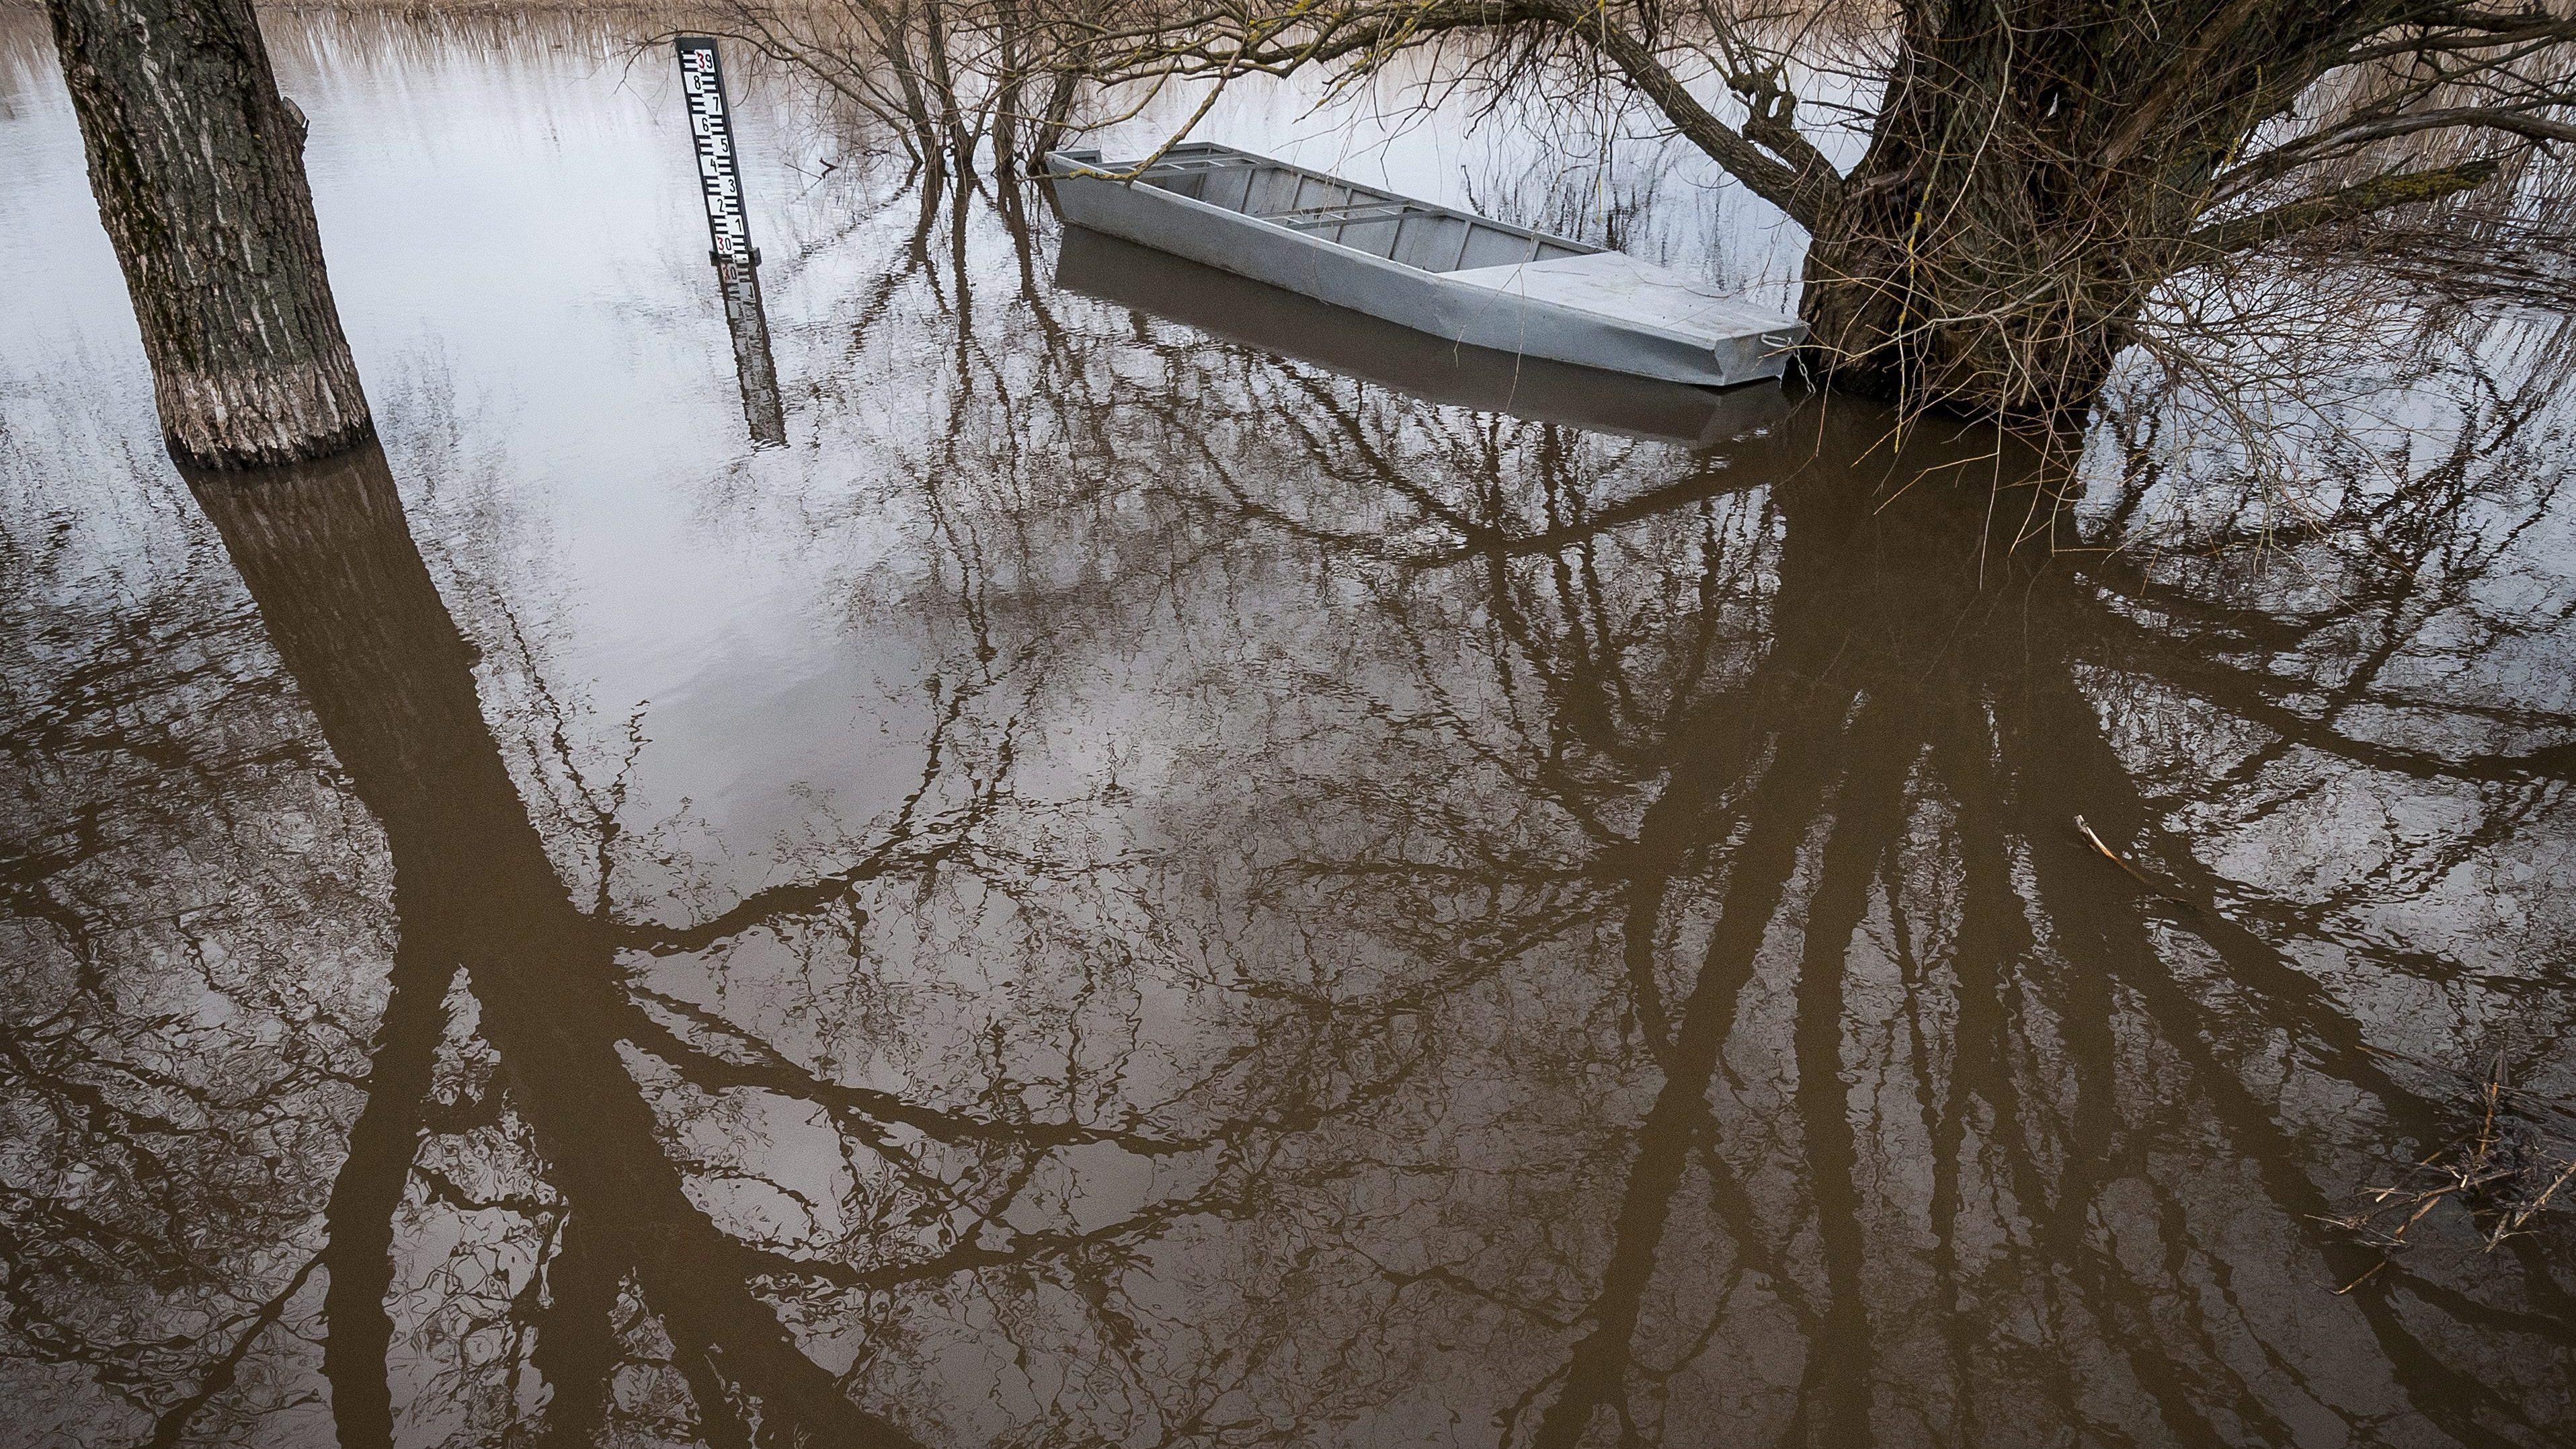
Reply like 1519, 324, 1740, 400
46, 0, 372, 467
674, 37, 787, 449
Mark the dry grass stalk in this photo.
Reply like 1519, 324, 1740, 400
2331, 1048, 2576, 1290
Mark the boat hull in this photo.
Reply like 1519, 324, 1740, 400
1043, 146, 1802, 389
1055, 226, 1794, 448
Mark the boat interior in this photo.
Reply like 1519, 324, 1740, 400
1095, 144, 1599, 274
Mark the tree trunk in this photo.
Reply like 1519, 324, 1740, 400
1796, 16, 2150, 420
48, 0, 372, 467
1793, 3, 2374, 424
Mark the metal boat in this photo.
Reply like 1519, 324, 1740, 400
1041, 141, 1806, 389
1055, 226, 1793, 448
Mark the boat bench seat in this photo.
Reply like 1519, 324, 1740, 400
1267, 202, 1420, 230
1141, 156, 1258, 175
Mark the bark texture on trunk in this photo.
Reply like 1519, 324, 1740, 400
1797, 10, 2148, 419
48, 0, 372, 467
1792, 1, 2449, 423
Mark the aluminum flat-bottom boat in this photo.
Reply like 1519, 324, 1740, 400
1042, 142, 1806, 389
1055, 226, 1792, 448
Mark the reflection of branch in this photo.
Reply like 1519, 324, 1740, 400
610, 830, 959, 957
1404, 422, 1823, 567
742, 1166, 1254, 1294
321, 935, 455, 1449
1781, 696, 1919, 1444
131, 1252, 321, 1449
1528, 671, 1859, 1446
626, 986, 1202, 1154
612, 645, 1024, 958
471, 916, 932, 1448
526, 1208, 621, 1448
2072, 588, 2576, 787
2004, 656, 2530, 1440
190, 444, 930, 1448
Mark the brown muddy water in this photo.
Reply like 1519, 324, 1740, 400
4, 12, 2575, 1449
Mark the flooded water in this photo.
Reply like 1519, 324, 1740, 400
5, 11, 2575, 1448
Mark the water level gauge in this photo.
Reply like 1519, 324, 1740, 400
676, 37, 756, 269
673, 36, 786, 448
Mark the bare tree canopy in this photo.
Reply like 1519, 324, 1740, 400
1079, 1, 2576, 418
703, 0, 2576, 422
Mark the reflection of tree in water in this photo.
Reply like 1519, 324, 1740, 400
705, 186, 2576, 1443
167, 438, 1288, 1448
2, 182, 2573, 1448
0, 440, 385, 1445
912, 196, 2576, 1439
1154, 370, 2576, 1444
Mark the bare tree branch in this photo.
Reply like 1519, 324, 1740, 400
2183, 159, 2503, 257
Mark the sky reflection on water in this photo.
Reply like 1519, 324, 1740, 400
3, 11, 2574, 1448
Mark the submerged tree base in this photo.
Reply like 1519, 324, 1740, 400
48, 0, 376, 468
158, 361, 378, 470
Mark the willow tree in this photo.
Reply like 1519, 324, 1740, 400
1070, 1, 2576, 422
48, 0, 373, 466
